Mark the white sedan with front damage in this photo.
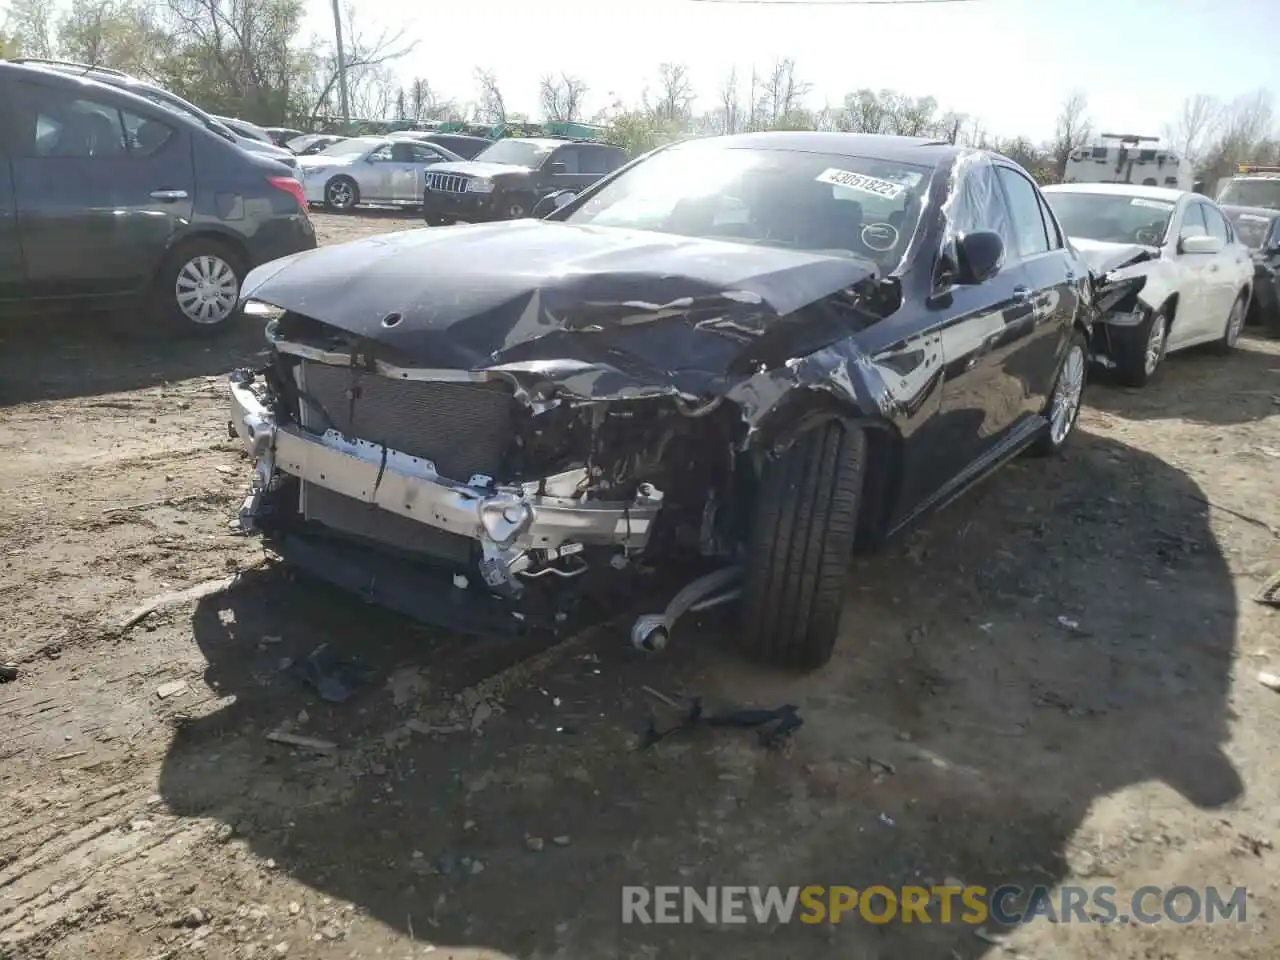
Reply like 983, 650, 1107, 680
1042, 183, 1254, 386
296, 136, 464, 212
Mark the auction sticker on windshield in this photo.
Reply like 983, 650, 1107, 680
815, 168, 905, 200
1131, 198, 1175, 210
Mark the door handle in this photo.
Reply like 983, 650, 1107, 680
150, 189, 188, 201
1012, 285, 1032, 301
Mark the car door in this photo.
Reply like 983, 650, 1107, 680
8, 76, 195, 301
545, 146, 595, 194
397, 142, 448, 202
992, 163, 1080, 418
1202, 202, 1250, 323
0, 81, 21, 303
361, 142, 397, 201
1166, 201, 1213, 347
896, 160, 1034, 515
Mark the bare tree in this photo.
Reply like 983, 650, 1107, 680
5, 0, 54, 58
1163, 94, 1222, 165
646, 62, 695, 123
886, 94, 938, 137
935, 110, 966, 144
406, 78, 455, 122
757, 57, 810, 127
302, 5, 415, 123
840, 89, 888, 134
473, 68, 506, 123
540, 72, 588, 122
717, 66, 741, 135
1050, 90, 1092, 178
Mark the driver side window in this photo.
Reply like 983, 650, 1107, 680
1179, 203, 1208, 241
954, 165, 1016, 257
369, 144, 394, 162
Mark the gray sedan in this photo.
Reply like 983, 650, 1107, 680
297, 136, 464, 210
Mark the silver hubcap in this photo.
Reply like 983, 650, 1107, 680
1050, 344, 1086, 446
175, 255, 238, 325
329, 181, 353, 207
509, 204, 525, 218
1144, 314, 1166, 375
1225, 300, 1245, 347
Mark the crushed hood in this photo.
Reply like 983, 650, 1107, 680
1068, 237, 1159, 275
241, 220, 884, 395
425, 160, 533, 178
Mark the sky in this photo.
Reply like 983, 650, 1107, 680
299, 0, 1280, 143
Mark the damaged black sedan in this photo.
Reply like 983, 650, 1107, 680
227, 132, 1094, 669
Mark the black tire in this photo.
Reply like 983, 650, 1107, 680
1212, 291, 1248, 353
424, 214, 454, 227
1029, 327, 1089, 457
501, 194, 533, 220
1111, 305, 1169, 388
324, 175, 359, 212
740, 422, 866, 670
144, 237, 246, 337
1265, 302, 1280, 340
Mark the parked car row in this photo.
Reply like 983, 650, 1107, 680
0, 59, 316, 332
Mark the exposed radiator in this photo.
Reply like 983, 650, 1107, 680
295, 360, 515, 565
298, 361, 513, 480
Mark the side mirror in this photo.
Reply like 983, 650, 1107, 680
547, 161, 567, 174
1179, 234, 1223, 255
955, 231, 1004, 285
533, 190, 577, 218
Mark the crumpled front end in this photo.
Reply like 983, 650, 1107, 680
227, 222, 904, 636
227, 337, 692, 632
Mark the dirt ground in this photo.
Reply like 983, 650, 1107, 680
2, 210, 1279, 960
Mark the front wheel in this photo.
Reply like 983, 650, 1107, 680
501, 195, 533, 220
324, 175, 358, 212
1213, 293, 1248, 353
1111, 306, 1168, 388
1029, 328, 1088, 457
740, 422, 866, 670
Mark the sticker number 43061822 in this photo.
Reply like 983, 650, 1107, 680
815, 167, 906, 200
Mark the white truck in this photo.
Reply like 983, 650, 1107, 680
1215, 162, 1280, 210
1063, 133, 1194, 192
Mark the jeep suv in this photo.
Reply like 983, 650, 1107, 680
421, 137, 627, 224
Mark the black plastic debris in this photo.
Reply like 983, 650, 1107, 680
292, 644, 374, 703
0, 662, 17, 683
640, 698, 802, 751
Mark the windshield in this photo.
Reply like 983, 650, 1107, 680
559, 141, 931, 268
1217, 178, 1280, 210
317, 137, 382, 158
1043, 191, 1175, 245
474, 139, 553, 167
1224, 209, 1275, 249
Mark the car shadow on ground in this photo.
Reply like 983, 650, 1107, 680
1088, 335, 1279, 426
158, 423, 1242, 958
0, 313, 268, 406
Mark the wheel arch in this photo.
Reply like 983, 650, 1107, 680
737, 387, 903, 550
151, 228, 250, 288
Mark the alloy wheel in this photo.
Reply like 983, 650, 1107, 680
175, 255, 239, 325
1225, 299, 1245, 347
1143, 315, 1167, 376
1049, 343, 1086, 446
327, 180, 354, 209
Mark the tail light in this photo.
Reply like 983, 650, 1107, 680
268, 175, 309, 217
